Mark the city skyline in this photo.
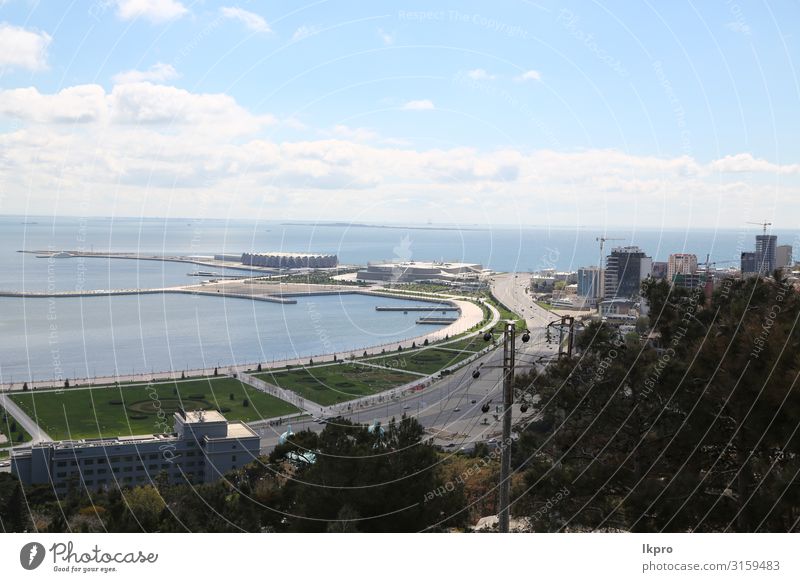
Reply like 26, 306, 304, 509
0, 1, 798, 226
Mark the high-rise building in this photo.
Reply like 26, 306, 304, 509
755, 235, 777, 275
577, 266, 601, 298
741, 251, 757, 275
603, 246, 652, 299
667, 253, 698, 281
776, 245, 793, 269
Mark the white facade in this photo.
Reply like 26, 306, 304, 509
11, 410, 259, 495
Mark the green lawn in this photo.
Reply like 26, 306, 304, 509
0, 405, 32, 448
366, 346, 479, 375
440, 334, 489, 353
256, 364, 421, 406
10, 377, 299, 440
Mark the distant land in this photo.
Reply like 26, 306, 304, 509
281, 221, 489, 231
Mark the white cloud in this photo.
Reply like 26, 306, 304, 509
0, 82, 274, 135
0, 23, 51, 71
112, 62, 178, 84
466, 69, 495, 80
292, 25, 320, 41
515, 69, 541, 82
114, 0, 188, 23
220, 6, 271, 33
0, 82, 797, 225
377, 28, 394, 45
402, 99, 434, 110
709, 153, 800, 175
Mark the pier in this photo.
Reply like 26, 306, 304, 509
416, 316, 459, 325
375, 305, 459, 312
0, 288, 297, 304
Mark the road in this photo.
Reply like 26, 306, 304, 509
0, 392, 52, 444
491, 272, 559, 330
253, 338, 554, 453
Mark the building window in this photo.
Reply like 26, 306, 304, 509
84, 459, 94, 465
56, 461, 67, 468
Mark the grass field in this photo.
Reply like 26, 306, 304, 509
0, 404, 32, 448
10, 377, 299, 440
366, 346, 479, 375
256, 364, 421, 406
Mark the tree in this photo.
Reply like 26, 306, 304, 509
213, 367, 218, 376
281, 416, 467, 532
423, 338, 429, 346
229, 393, 234, 401
123, 486, 165, 531
22, 382, 28, 391
242, 399, 249, 407
257, 363, 262, 372
64, 379, 70, 388
511, 276, 800, 532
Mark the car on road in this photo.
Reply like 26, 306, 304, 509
453, 407, 461, 412
0, 461, 10, 468
402, 404, 411, 410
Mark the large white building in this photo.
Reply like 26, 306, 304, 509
356, 260, 483, 283
11, 410, 259, 495
241, 252, 338, 269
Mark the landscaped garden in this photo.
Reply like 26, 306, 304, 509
10, 377, 299, 440
256, 364, 421, 406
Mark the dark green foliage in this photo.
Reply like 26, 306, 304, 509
513, 276, 800, 532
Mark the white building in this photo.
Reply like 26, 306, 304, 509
241, 252, 338, 269
356, 260, 483, 283
11, 410, 259, 495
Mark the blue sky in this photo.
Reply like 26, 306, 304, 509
0, 0, 798, 227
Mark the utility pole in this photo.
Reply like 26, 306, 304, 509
499, 320, 516, 533
479, 320, 530, 533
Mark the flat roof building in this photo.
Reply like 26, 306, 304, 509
667, 253, 698, 281
777, 245, 793, 270
11, 410, 259, 495
356, 261, 483, 283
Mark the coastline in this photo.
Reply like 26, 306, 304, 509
0, 296, 488, 391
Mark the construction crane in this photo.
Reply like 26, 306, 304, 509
746, 221, 773, 234
596, 236, 625, 299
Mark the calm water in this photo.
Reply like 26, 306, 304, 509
1, 215, 796, 381
0, 293, 449, 381
2, 216, 795, 285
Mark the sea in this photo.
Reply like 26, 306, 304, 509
0, 215, 796, 381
